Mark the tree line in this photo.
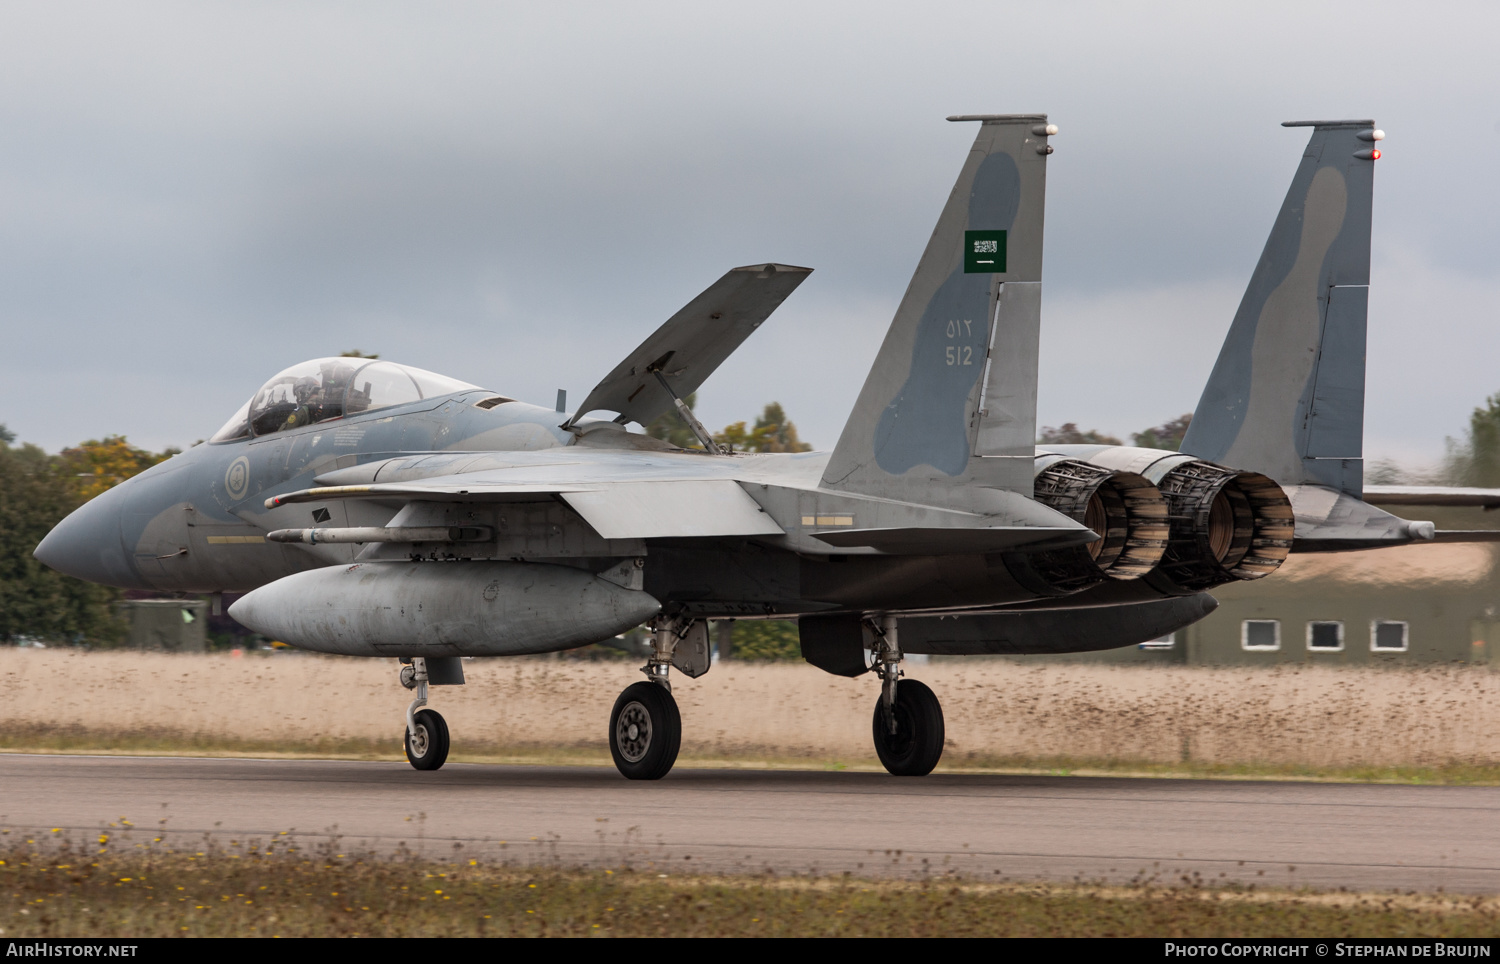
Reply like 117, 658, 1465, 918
1037, 414, 1194, 451
1369, 393, 1500, 487
644, 396, 813, 454
0, 429, 177, 645
1039, 397, 1500, 487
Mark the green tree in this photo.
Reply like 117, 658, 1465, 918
1037, 423, 1122, 445
0, 443, 124, 644
751, 402, 813, 453
339, 350, 379, 359
1365, 457, 1410, 485
716, 403, 814, 453
720, 619, 802, 661
58, 436, 178, 501
644, 392, 704, 449
1132, 414, 1193, 451
1, 433, 178, 646
1441, 392, 1500, 486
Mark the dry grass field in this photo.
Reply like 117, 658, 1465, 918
3, 648, 1499, 778
5, 841, 1498, 938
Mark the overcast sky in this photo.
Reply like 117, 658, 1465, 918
2, 2, 1496, 470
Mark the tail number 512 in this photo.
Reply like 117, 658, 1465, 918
945, 319, 974, 366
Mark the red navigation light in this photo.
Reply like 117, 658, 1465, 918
1371, 149, 1381, 160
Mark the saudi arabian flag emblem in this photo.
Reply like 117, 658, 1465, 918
964, 230, 1007, 273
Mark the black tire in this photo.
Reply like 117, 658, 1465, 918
404, 708, 450, 771
872, 679, 945, 776
609, 681, 681, 780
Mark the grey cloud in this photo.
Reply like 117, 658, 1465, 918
1, 2, 1496, 461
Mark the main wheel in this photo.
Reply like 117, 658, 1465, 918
404, 708, 450, 771
872, 679, 945, 776
609, 681, 681, 780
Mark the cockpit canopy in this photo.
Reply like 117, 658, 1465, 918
210, 358, 478, 443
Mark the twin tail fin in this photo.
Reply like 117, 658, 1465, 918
822, 115, 1055, 513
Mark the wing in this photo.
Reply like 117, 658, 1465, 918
565, 262, 812, 429
266, 479, 784, 539
254, 449, 1091, 552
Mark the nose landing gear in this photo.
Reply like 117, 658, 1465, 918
608, 618, 704, 780
609, 681, 681, 780
400, 658, 450, 771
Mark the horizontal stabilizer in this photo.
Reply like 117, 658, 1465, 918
1284, 483, 1435, 552
567, 263, 812, 429
1430, 530, 1500, 543
1364, 485, 1500, 509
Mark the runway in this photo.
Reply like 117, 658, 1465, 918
1, 754, 1496, 894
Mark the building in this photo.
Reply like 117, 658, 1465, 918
115, 598, 208, 652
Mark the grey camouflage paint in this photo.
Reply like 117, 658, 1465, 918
874, 152, 1020, 475
824, 115, 1050, 509
1181, 120, 1376, 497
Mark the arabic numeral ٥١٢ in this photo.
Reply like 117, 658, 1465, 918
945, 319, 974, 366
945, 319, 973, 339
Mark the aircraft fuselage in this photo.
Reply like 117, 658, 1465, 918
42, 382, 1124, 618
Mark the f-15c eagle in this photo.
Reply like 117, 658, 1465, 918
37, 114, 1483, 780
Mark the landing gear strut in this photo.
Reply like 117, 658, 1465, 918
868, 616, 944, 776
608, 619, 696, 780
400, 658, 450, 771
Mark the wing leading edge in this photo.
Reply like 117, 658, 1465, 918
267, 479, 785, 539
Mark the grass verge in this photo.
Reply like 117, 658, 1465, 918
3, 724, 1500, 785
1, 837, 1497, 938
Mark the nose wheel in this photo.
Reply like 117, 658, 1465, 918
405, 708, 450, 770
607, 617, 704, 780
399, 658, 450, 771
609, 681, 681, 780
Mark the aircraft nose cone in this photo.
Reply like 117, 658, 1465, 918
33, 487, 147, 590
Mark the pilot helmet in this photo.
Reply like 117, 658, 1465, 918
293, 376, 321, 403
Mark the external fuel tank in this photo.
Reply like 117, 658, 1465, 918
229, 561, 661, 657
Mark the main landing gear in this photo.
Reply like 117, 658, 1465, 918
869, 616, 945, 776
400, 658, 450, 770
609, 681, 681, 780
608, 617, 708, 780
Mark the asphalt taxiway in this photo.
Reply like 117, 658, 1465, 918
1, 755, 1495, 893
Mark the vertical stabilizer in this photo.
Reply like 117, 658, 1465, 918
822, 115, 1053, 512
1181, 120, 1380, 497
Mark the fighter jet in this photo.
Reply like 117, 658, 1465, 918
36, 114, 1475, 781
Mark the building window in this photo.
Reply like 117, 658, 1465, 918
1139, 632, 1175, 650
1371, 620, 1409, 652
1242, 619, 1280, 651
1307, 621, 1344, 651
